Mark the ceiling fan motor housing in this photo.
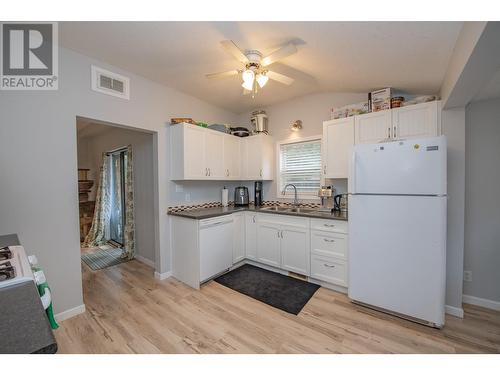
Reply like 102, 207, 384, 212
245, 50, 263, 64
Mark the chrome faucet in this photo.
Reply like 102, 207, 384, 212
282, 184, 299, 207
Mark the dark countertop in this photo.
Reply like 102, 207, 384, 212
168, 205, 348, 221
0, 234, 58, 354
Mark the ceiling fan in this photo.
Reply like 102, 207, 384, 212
206, 40, 298, 97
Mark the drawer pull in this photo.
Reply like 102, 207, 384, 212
323, 263, 335, 268
323, 238, 335, 243
323, 223, 335, 227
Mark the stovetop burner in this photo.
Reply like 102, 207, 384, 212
0, 247, 13, 261
0, 261, 16, 281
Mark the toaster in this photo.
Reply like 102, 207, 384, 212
234, 186, 249, 206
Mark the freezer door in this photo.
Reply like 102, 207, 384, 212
351, 136, 446, 195
348, 194, 446, 326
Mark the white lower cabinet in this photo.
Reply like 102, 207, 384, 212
280, 225, 310, 275
244, 212, 258, 260
256, 221, 282, 267
310, 255, 348, 287
309, 218, 348, 288
173, 212, 348, 291
232, 213, 245, 263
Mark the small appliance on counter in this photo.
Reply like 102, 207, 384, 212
334, 194, 348, 212
318, 186, 335, 212
254, 181, 263, 206
234, 186, 249, 206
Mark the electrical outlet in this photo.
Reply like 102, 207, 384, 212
175, 184, 183, 193
185, 193, 191, 202
463, 270, 472, 282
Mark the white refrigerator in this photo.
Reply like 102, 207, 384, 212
348, 135, 447, 327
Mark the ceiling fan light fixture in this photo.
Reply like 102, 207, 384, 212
242, 69, 255, 84
241, 80, 253, 91
256, 73, 269, 88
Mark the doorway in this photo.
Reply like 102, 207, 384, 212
76, 117, 157, 272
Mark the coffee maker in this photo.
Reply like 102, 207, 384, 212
254, 181, 263, 206
318, 186, 335, 212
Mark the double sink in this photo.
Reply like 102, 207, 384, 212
259, 206, 319, 214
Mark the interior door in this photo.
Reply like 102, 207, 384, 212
256, 221, 281, 267
184, 125, 206, 179
323, 117, 354, 178
280, 225, 309, 275
205, 131, 225, 178
354, 110, 392, 144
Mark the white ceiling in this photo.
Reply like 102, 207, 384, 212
60, 22, 463, 114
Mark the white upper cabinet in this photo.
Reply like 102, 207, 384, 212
223, 135, 241, 179
392, 101, 440, 140
205, 130, 225, 178
171, 123, 273, 181
354, 110, 392, 144
242, 134, 274, 180
323, 117, 354, 179
353, 101, 441, 145
181, 124, 206, 179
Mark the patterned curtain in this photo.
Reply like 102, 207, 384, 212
83, 153, 111, 247
121, 145, 135, 260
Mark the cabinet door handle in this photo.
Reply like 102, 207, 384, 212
252, 216, 256, 223
393, 125, 397, 139
388, 127, 391, 139
324, 263, 335, 268
281, 230, 284, 238
205, 168, 208, 176
323, 165, 327, 175
260, 169, 263, 177
208, 168, 211, 176
323, 238, 335, 242
226, 169, 229, 177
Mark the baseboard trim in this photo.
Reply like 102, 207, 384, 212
463, 294, 500, 311
445, 304, 464, 318
55, 304, 86, 322
135, 255, 155, 268
154, 271, 172, 280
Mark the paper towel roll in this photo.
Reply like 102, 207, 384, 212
221, 187, 229, 207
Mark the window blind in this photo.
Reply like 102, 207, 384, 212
279, 139, 322, 195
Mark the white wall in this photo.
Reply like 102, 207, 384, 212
238, 92, 367, 202
464, 98, 500, 303
77, 125, 156, 263
441, 108, 466, 313
0, 47, 238, 315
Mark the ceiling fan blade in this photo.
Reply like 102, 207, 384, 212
261, 43, 297, 67
205, 70, 240, 79
267, 71, 295, 85
221, 40, 249, 64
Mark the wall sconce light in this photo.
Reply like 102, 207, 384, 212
291, 120, 303, 132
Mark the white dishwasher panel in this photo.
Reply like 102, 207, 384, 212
199, 217, 234, 282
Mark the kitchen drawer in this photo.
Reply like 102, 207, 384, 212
310, 218, 348, 233
310, 255, 347, 287
311, 230, 347, 260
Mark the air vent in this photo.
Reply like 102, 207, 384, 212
91, 65, 130, 100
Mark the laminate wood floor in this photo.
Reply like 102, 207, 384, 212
55, 259, 500, 353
